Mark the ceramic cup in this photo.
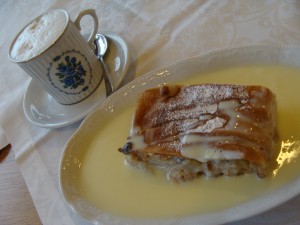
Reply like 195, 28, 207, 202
8, 9, 102, 105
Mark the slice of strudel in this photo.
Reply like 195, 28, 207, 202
118, 84, 278, 182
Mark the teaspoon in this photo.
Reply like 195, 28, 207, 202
94, 34, 114, 96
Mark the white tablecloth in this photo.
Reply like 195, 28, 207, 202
1, 1, 300, 224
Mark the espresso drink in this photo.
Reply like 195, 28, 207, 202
10, 9, 67, 62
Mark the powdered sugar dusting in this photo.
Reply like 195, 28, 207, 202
142, 84, 249, 130
127, 84, 277, 166
162, 119, 199, 137
164, 104, 217, 121
187, 117, 227, 134
158, 141, 183, 153
132, 84, 254, 147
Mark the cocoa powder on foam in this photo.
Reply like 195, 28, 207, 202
10, 9, 67, 61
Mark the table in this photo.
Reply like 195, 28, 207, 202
1, 1, 300, 224
0, 145, 41, 225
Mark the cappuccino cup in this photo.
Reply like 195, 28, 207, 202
9, 9, 102, 104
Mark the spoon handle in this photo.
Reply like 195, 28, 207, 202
100, 57, 114, 96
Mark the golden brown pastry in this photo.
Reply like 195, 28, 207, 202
119, 84, 278, 182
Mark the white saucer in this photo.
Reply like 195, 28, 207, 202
23, 32, 130, 128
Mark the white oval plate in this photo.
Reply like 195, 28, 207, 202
60, 44, 300, 225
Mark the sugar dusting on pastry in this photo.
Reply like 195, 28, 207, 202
119, 84, 278, 182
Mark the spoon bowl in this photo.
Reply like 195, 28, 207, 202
94, 34, 114, 96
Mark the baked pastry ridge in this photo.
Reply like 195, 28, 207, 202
119, 84, 278, 182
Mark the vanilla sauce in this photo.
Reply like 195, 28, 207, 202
79, 65, 300, 219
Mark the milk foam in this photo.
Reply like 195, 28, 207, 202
10, 9, 67, 61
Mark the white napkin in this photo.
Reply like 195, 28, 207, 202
0, 127, 10, 150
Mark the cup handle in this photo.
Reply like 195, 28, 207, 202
74, 9, 98, 47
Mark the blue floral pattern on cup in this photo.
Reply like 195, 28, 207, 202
47, 49, 92, 95
55, 55, 86, 89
